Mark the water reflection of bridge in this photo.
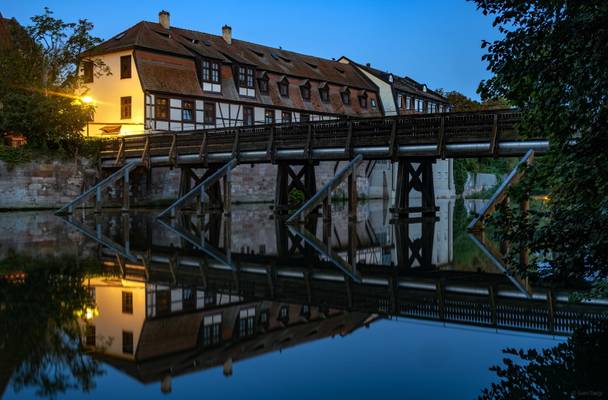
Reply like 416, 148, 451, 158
63, 202, 608, 393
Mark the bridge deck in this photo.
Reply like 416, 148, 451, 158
100, 110, 547, 168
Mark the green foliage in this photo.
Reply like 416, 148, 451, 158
0, 8, 108, 154
288, 188, 305, 207
479, 324, 608, 399
472, 0, 608, 285
0, 254, 105, 397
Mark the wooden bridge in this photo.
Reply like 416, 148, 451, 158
59, 109, 548, 217
100, 109, 544, 167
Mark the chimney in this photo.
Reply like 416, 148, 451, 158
158, 10, 170, 29
366, 63, 371, 67
222, 25, 232, 45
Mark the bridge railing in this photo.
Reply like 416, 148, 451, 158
99, 109, 528, 165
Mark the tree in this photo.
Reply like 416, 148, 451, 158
471, 1, 608, 291
479, 324, 608, 399
0, 8, 108, 150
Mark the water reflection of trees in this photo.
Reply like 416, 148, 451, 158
0, 254, 104, 398
479, 324, 608, 399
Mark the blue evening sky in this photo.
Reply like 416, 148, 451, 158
1, 0, 500, 99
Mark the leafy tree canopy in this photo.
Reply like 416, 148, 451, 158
471, 0, 608, 291
0, 8, 108, 150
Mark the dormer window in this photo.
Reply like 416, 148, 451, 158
340, 87, 351, 105
300, 80, 311, 101
319, 82, 329, 103
278, 76, 289, 97
238, 66, 254, 88
202, 60, 220, 83
359, 91, 368, 108
257, 71, 269, 94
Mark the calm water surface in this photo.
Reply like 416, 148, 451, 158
0, 200, 604, 399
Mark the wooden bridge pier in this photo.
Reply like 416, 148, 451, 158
392, 158, 438, 217
274, 162, 317, 215
178, 166, 225, 212
393, 216, 437, 269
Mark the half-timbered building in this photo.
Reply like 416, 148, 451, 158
80, 11, 383, 136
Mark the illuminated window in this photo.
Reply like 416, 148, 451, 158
155, 97, 169, 120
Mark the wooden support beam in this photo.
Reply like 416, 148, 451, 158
437, 116, 446, 159
115, 138, 125, 167
169, 133, 177, 166
287, 154, 363, 223
266, 126, 275, 162
490, 113, 499, 156
122, 166, 130, 212
232, 128, 240, 161
198, 132, 208, 166
389, 119, 397, 161
141, 137, 150, 169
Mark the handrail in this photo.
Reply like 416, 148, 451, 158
157, 159, 237, 219
55, 160, 139, 215
287, 154, 363, 223
467, 149, 535, 232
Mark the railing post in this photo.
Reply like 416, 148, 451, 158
95, 186, 102, 213
223, 165, 232, 216
122, 166, 130, 212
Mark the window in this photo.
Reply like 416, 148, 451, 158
300, 113, 310, 123
278, 305, 289, 323
359, 94, 368, 108
278, 80, 289, 97
202, 314, 222, 347
122, 331, 134, 354
415, 98, 424, 112
156, 290, 171, 316
243, 106, 254, 126
203, 102, 216, 125
122, 291, 133, 314
120, 55, 132, 79
281, 111, 291, 123
202, 60, 220, 83
300, 305, 310, 319
371, 98, 377, 108
155, 97, 169, 120
183, 287, 196, 311
319, 87, 330, 103
182, 100, 194, 122
238, 66, 254, 88
238, 307, 255, 338
82, 61, 93, 83
300, 82, 311, 100
264, 109, 275, 124
406, 96, 412, 110
260, 310, 269, 329
120, 97, 132, 119
258, 78, 268, 94
204, 291, 216, 306
85, 325, 96, 346
399, 95, 405, 109
341, 90, 350, 105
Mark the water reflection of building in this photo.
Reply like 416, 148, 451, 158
81, 276, 375, 393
